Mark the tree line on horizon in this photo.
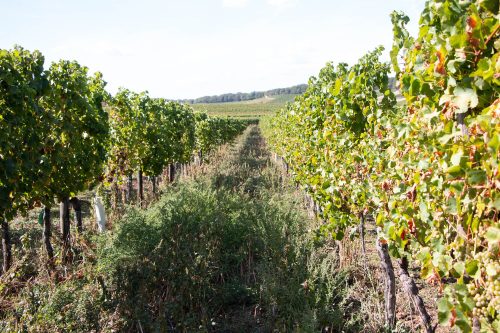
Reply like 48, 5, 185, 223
179, 83, 308, 104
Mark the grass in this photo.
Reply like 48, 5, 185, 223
191, 94, 297, 119
0, 123, 444, 332
0, 125, 364, 332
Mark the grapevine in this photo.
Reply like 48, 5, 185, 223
266, 0, 499, 330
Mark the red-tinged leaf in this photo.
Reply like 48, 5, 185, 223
467, 16, 477, 29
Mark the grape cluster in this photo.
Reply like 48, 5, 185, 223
468, 249, 500, 321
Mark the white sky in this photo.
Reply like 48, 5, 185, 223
1, 0, 425, 99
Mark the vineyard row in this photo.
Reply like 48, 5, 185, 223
1, 47, 250, 272
263, 1, 499, 332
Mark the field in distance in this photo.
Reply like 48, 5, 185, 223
191, 94, 297, 119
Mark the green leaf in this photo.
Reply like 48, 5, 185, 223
453, 262, 465, 275
446, 197, 458, 215
465, 260, 478, 275
410, 79, 421, 95
419, 201, 430, 221
485, 226, 500, 244
417, 247, 431, 263
467, 170, 486, 185
454, 309, 471, 332
488, 133, 499, 152
446, 165, 463, 176
452, 87, 478, 114
437, 298, 452, 324
450, 150, 463, 166
439, 132, 461, 145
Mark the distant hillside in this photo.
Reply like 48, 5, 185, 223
191, 94, 297, 119
181, 84, 307, 104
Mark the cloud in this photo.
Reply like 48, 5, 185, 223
266, 0, 297, 8
222, 0, 249, 7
